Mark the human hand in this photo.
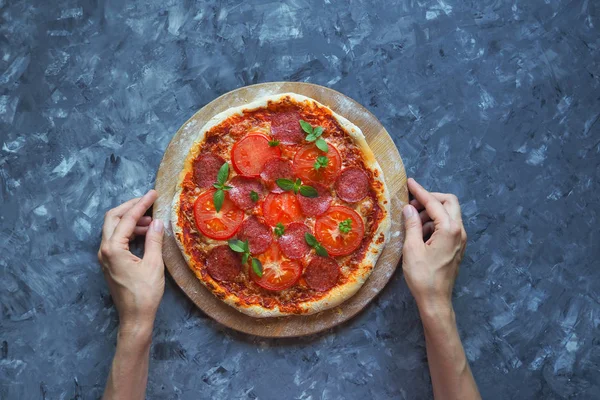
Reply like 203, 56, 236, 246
401, 178, 467, 315
98, 190, 165, 335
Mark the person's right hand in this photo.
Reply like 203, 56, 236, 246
401, 178, 467, 315
98, 190, 165, 336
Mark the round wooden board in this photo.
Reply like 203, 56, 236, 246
153, 82, 408, 338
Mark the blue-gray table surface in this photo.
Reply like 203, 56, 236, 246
1, 0, 599, 399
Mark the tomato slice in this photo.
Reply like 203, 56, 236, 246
262, 192, 303, 226
251, 243, 301, 291
293, 144, 341, 186
231, 134, 281, 177
193, 189, 244, 240
314, 206, 365, 256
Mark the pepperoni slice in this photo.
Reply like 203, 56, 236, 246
293, 144, 341, 186
262, 192, 303, 226
335, 167, 370, 203
297, 183, 332, 216
228, 176, 265, 210
237, 216, 272, 255
193, 153, 226, 188
260, 157, 294, 193
278, 222, 311, 260
304, 257, 340, 292
270, 111, 304, 144
231, 134, 281, 177
206, 245, 242, 282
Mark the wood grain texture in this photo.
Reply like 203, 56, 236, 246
153, 82, 408, 337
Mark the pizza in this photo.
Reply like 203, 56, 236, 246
171, 93, 390, 317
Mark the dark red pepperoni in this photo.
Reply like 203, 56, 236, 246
237, 216, 272, 255
278, 222, 311, 260
270, 111, 304, 144
260, 157, 294, 193
193, 153, 226, 188
297, 183, 332, 216
228, 176, 265, 210
206, 245, 242, 282
335, 167, 370, 203
304, 257, 340, 292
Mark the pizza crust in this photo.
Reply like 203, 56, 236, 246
171, 93, 391, 318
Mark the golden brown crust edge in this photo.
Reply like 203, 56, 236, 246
171, 92, 391, 318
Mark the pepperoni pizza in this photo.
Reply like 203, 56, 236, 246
171, 93, 390, 317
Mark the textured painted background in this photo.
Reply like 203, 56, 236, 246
1, 0, 599, 399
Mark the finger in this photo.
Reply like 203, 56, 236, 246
422, 221, 435, 238
112, 190, 158, 244
410, 198, 424, 211
430, 192, 462, 222
134, 226, 149, 236
102, 197, 141, 240
402, 205, 424, 253
143, 219, 164, 265
419, 210, 431, 225
407, 178, 450, 226
137, 216, 152, 227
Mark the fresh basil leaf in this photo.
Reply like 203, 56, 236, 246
313, 126, 324, 137
213, 189, 225, 213
276, 178, 295, 191
217, 162, 229, 185
304, 232, 317, 247
213, 183, 222, 189
242, 239, 250, 253
223, 185, 232, 190
315, 244, 329, 257
299, 185, 318, 198
228, 239, 246, 253
274, 222, 285, 237
339, 218, 352, 233
313, 160, 322, 171
305, 134, 317, 142
242, 252, 249, 265
317, 155, 328, 166
299, 120, 313, 135
268, 140, 280, 147
251, 258, 263, 277
250, 190, 259, 202
315, 138, 329, 153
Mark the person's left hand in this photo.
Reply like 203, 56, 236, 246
98, 190, 165, 335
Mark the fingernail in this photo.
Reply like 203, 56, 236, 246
403, 205, 415, 218
152, 219, 164, 232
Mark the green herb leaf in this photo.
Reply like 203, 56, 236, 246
268, 140, 280, 147
217, 162, 229, 186
339, 218, 352, 234
313, 126, 324, 137
242, 252, 249, 265
242, 240, 250, 253
276, 178, 295, 191
299, 120, 313, 134
251, 258, 263, 277
228, 239, 246, 253
213, 189, 225, 213
304, 232, 317, 247
274, 222, 285, 237
315, 138, 329, 153
213, 183, 222, 189
305, 133, 317, 142
250, 190, 259, 202
315, 244, 329, 257
299, 185, 318, 198
313, 155, 329, 171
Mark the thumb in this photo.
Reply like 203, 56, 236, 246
402, 205, 423, 252
144, 219, 164, 265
